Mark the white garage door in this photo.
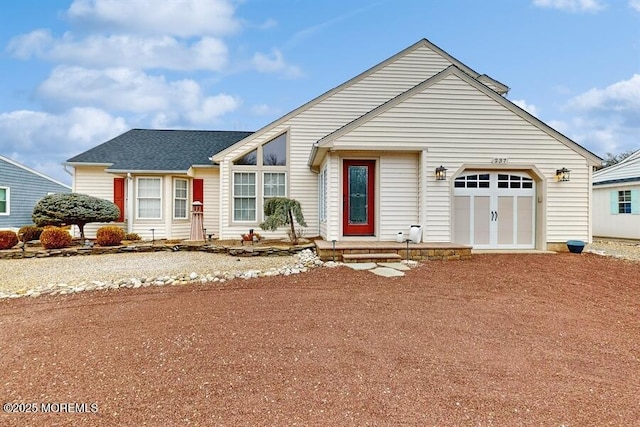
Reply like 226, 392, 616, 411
453, 172, 536, 249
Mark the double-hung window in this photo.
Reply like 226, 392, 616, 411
618, 190, 632, 214
137, 178, 161, 219
174, 179, 188, 219
0, 187, 8, 215
232, 132, 288, 222
611, 189, 640, 215
233, 172, 256, 221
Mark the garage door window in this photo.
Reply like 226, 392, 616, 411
454, 174, 490, 188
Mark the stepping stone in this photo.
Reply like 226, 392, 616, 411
370, 267, 405, 277
345, 262, 378, 271
377, 262, 411, 271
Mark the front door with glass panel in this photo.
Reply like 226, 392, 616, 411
343, 160, 375, 236
453, 172, 536, 249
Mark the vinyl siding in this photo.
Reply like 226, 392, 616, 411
217, 44, 456, 239
592, 183, 640, 239
0, 158, 70, 229
72, 166, 121, 238
73, 166, 208, 240
197, 169, 219, 238
593, 150, 640, 183
378, 154, 420, 240
327, 73, 592, 244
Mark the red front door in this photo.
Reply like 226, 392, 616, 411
343, 160, 375, 236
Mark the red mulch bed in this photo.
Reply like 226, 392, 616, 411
1, 253, 638, 426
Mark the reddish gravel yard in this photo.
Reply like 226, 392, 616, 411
1, 253, 639, 426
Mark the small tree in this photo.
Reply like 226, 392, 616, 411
260, 197, 307, 244
32, 193, 120, 242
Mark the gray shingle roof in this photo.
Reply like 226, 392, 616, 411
66, 129, 253, 171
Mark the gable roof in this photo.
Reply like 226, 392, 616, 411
0, 154, 71, 189
212, 38, 508, 162
66, 129, 253, 172
593, 149, 640, 185
309, 65, 602, 168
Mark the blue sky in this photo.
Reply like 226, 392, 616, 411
1, 0, 639, 185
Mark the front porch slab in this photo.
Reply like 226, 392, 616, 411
314, 240, 472, 262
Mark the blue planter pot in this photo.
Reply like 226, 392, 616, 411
566, 240, 585, 254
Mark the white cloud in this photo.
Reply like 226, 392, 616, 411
5, 29, 53, 59
559, 75, 640, 156
0, 107, 128, 184
37, 66, 241, 125
67, 0, 241, 37
630, 0, 640, 11
567, 74, 640, 114
8, 32, 228, 71
511, 99, 539, 117
532, 0, 606, 12
252, 49, 302, 79
186, 94, 242, 124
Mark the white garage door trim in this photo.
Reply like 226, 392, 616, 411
454, 172, 536, 249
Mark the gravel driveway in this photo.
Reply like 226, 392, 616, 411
1, 252, 639, 426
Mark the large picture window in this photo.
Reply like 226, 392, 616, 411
137, 178, 161, 219
233, 172, 256, 221
0, 187, 8, 215
262, 134, 286, 166
231, 132, 288, 223
174, 179, 188, 219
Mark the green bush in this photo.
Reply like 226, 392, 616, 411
18, 225, 43, 242
124, 232, 141, 241
0, 230, 19, 250
40, 227, 72, 249
96, 226, 125, 246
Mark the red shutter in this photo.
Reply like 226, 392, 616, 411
193, 179, 204, 205
113, 177, 125, 222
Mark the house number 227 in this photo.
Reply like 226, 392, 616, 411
491, 158, 508, 164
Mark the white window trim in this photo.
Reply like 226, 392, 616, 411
230, 131, 289, 225
0, 186, 9, 216
618, 190, 632, 214
233, 172, 257, 222
173, 178, 189, 220
136, 177, 162, 220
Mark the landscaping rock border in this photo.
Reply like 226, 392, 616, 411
0, 249, 324, 300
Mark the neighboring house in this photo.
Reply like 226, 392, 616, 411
66, 38, 601, 250
592, 149, 640, 239
0, 155, 71, 230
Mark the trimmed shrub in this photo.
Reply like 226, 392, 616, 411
18, 225, 43, 242
124, 232, 141, 241
96, 226, 125, 246
40, 227, 72, 249
0, 230, 19, 250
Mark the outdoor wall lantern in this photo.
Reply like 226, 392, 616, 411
435, 165, 447, 181
556, 167, 571, 182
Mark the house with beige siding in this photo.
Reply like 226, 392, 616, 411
66, 38, 601, 250
592, 150, 640, 240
